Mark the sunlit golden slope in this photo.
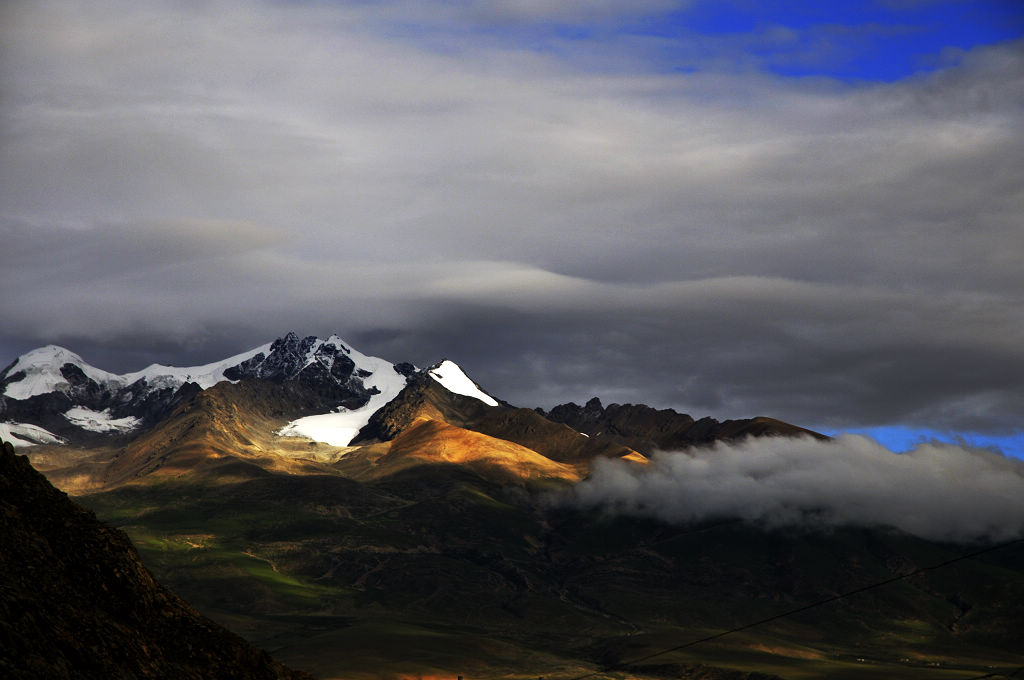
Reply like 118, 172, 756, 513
45, 378, 606, 492
355, 373, 641, 464
55, 381, 357, 491
367, 417, 583, 484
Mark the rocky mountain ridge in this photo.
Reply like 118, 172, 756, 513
0, 332, 411, 447
3, 332, 816, 458
2, 331, 831, 495
542, 397, 827, 455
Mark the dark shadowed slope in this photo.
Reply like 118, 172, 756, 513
543, 397, 826, 454
0, 437, 315, 680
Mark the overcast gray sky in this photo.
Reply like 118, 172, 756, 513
1, 1, 1022, 442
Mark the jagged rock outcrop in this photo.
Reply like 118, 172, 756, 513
0, 438, 315, 680
223, 332, 376, 408
542, 397, 826, 454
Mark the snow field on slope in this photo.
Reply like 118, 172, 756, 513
0, 421, 66, 447
63, 407, 141, 434
120, 343, 273, 390
428, 360, 498, 406
277, 339, 409, 447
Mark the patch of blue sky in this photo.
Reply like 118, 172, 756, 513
632, 0, 1024, 81
391, 0, 1024, 82
828, 425, 1024, 461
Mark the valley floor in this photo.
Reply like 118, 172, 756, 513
76, 463, 1024, 680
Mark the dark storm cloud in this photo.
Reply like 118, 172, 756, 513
1, 1, 1022, 437
364, 276, 1024, 433
567, 435, 1024, 543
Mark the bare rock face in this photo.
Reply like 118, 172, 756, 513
222, 332, 376, 409
0, 438, 315, 680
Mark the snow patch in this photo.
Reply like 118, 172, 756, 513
0, 421, 67, 447
428, 360, 498, 406
63, 407, 141, 434
277, 342, 410, 447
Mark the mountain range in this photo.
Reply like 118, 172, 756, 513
3, 332, 1023, 679
1, 331, 818, 490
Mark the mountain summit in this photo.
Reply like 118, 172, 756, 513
0, 332, 414, 447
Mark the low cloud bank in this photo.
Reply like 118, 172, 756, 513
569, 435, 1024, 543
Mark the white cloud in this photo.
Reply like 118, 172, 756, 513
569, 435, 1024, 543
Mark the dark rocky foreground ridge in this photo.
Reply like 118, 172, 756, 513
0, 437, 314, 680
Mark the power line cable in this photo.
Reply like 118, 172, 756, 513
566, 535, 1024, 680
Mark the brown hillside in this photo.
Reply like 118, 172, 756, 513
355, 374, 640, 464
97, 381, 357, 489
370, 417, 582, 483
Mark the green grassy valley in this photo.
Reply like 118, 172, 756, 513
80, 463, 1024, 680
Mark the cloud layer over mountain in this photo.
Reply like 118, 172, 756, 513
1, 1, 1022, 437
569, 435, 1024, 543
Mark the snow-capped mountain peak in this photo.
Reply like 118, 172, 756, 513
0, 339, 280, 445
427, 360, 498, 407
2, 345, 120, 400
1, 342, 275, 402
0, 332, 497, 449
274, 334, 413, 447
